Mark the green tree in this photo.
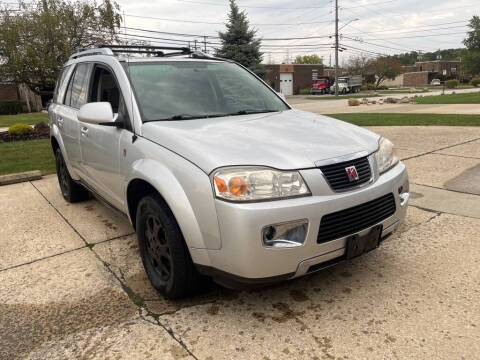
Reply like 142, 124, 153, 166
293, 54, 323, 64
463, 15, 480, 76
371, 57, 403, 87
215, 0, 265, 78
0, 0, 122, 93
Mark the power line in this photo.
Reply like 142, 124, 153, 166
123, 13, 334, 26
359, 31, 468, 41
176, 0, 334, 10
123, 26, 334, 42
341, 0, 398, 9
342, 21, 468, 35
341, 36, 415, 53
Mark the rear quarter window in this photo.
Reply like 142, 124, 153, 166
53, 65, 72, 104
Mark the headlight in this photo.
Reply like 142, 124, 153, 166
375, 137, 399, 174
212, 167, 311, 201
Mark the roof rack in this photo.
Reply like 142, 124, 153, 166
98, 44, 191, 57
69, 47, 113, 60
69, 45, 224, 61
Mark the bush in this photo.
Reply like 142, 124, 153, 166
445, 79, 459, 89
8, 123, 34, 136
0, 100, 25, 115
470, 78, 480, 87
299, 87, 311, 95
348, 98, 361, 106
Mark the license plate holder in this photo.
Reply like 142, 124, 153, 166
346, 225, 383, 259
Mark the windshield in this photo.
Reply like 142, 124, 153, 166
314, 79, 327, 84
338, 79, 348, 84
128, 61, 289, 122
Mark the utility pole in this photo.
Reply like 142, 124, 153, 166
203, 36, 207, 53
334, 0, 339, 97
194, 39, 197, 51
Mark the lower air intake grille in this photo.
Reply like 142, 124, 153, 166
317, 193, 396, 243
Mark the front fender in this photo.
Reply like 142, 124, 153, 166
126, 158, 221, 250
50, 124, 80, 181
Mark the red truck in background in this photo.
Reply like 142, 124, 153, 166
310, 77, 333, 95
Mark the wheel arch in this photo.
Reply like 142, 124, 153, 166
50, 126, 80, 180
125, 159, 220, 250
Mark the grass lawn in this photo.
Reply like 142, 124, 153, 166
329, 113, 480, 126
0, 112, 49, 128
377, 89, 430, 94
413, 91, 480, 104
0, 139, 55, 176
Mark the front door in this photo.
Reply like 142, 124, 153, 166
280, 72, 293, 96
78, 64, 130, 209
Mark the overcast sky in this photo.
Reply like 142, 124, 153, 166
114, 0, 480, 64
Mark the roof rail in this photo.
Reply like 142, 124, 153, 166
69, 47, 113, 60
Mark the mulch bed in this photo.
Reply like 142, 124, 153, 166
0, 127, 50, 143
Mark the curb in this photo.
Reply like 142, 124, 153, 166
0, 170, 42, 186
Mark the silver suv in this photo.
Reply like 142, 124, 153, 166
49, 45, 409, 298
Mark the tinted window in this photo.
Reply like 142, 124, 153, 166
90, 67, 121, 112
128, 61, 288, 122
54, 65, 71, 104
64, 63, 92, 108
89, 65, 130, 130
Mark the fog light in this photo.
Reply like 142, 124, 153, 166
399, 179, 409, 207
262, 219, 308, 248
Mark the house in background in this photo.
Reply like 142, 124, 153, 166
265, 64, 324, 95
381, 60, 465, 87
0, 81, 43, 112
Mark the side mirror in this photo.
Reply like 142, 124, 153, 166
78, 102, 115, 125
277, 92, 287, 101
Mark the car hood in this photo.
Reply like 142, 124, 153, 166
141, 109, 380, 174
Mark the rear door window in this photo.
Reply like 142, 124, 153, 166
64, 63, 93, 109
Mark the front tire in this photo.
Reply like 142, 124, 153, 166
136, 194, 201, 299
54, 148, 89, 203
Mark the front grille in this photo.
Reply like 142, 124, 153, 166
319, 156, 372, 191
317, 193, 396, 243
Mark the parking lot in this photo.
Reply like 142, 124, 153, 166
1, 126, 480, 360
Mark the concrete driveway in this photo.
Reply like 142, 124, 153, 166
1, 127, 480, 359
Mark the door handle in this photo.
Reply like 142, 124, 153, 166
81, 126, 89, 137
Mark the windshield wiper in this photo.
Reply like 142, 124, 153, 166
146, 114, 212, 122
228, 109, 280, 116
144, 109, 280, 122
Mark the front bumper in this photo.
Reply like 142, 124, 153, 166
198, 162, 409, 285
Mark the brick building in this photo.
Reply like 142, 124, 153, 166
265, 64, 324, 95
0, 83, 18, 100
413, 60, 460, 78
0, 82, 43, 112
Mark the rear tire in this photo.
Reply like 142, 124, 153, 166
136, 193, 201, 299
54, 148, 89, 203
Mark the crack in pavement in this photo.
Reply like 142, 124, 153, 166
411, 182, 480, 198
433, 152, 480, 160
409, 204, 479, 220
401, 137, 480, 161
28, 181, 199, 359
0, 245, 86, 273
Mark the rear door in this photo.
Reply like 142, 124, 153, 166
57, 62, 93, 171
